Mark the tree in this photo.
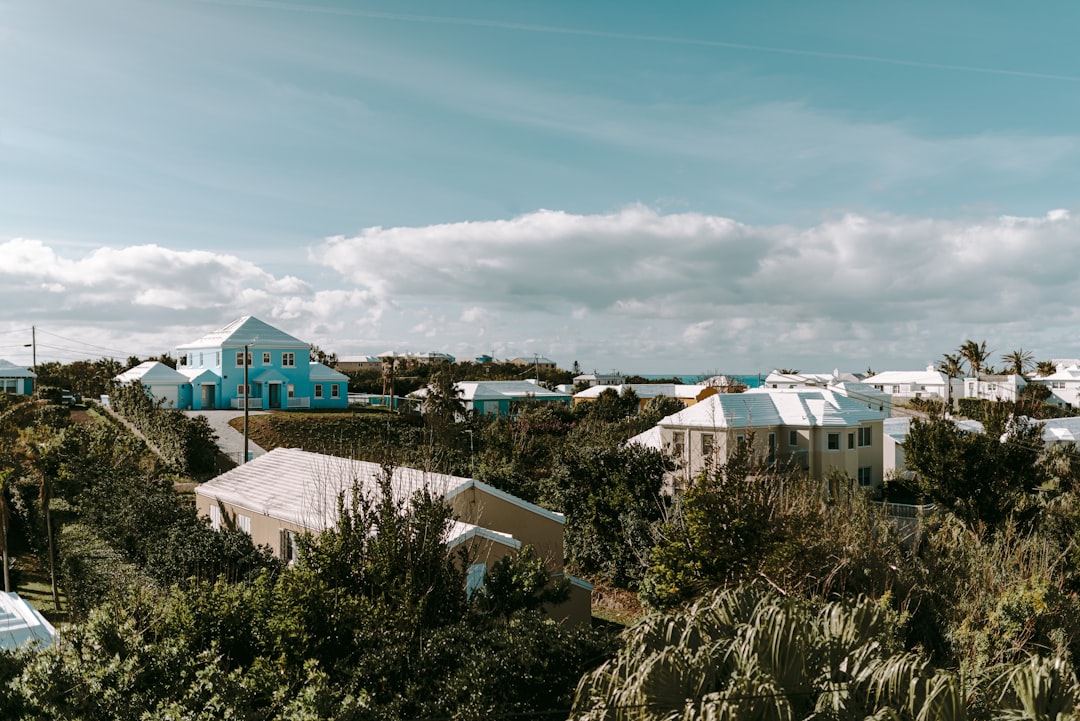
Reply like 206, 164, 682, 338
1037, 360, 1058, 377
310, 345, 338, 366
959, 339, 992, 378
904, 410, 1044, 531
572, 360, 581, 375
0, 467, 12, 591
938, 353, 966, 413
1002, 348, 1034, 377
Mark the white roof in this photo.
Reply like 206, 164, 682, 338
178, 368, 220, 384
864, 366, 949, 386
574, 383, 709, 400
882, 416, 984, 443
115, 361, 190, 385
626, 425, 663, 450
1037, 365, 1080, 382
1037, 417, 1080, 444
0, 592, 57, 651
337, 355, 381, 363
0, 359, 35, 378
177, 316, 310, 351
415, 380, 570, 402
196, 448, 563, 541
659, 387, 885, 430
308, 361, 349, 382
764, 370, 862, 386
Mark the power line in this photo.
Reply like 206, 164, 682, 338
35, 328, 145, 358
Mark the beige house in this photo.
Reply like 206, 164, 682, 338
574, 383, 719, 411
630, 387, 886, 490
194, 448, 591, 625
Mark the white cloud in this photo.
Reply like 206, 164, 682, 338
5, 205, 1080, 373
309, 206, 1080, 370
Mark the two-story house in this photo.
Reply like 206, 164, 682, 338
1034, 364, 1080, 409
630, 387, 886, 490
116, 316, 349, 411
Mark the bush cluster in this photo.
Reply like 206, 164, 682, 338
108, 383, 219, 475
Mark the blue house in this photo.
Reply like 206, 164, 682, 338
166, 316, 349, 410
0, 359, 35, 396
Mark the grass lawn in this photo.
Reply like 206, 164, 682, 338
14, 555, 69, 626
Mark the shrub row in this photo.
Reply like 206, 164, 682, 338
108, 383, 219, 474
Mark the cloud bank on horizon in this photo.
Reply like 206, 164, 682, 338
2, 206, 1077, 374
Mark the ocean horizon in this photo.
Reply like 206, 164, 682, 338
638, 373, 763, 388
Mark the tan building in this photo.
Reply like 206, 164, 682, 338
574, 383, 719, 411
630, 387, 886, 490
194, 448, 591, 625
334, 355, 382, 373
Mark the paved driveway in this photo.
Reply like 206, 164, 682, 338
184, 410, 269, 464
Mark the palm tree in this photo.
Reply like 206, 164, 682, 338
938, 353, 965, 415
1002, 349, 1034, 377
1036, 360, 1058, 378
959, 339, 991, 377
959, 339, 992, 400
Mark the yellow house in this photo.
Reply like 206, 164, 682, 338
194, 448, 592, 625
573, 383, 719, 411
629, 387, 886, 490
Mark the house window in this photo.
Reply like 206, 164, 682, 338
215, 352, 220, 366
262, 352, 271, 365
237, 514, 251, 535
209, 505, 221, 531
279, 529, 298, 562
236, 351, 252, 367
237, 384, 250, 396
701, 433, 714, 457
768, 432, 776, 463
847, 433, 855, 449
199, 352, 204, 366
331, 384, 340, 399
859, 427, 873, 447
828, 433, 840, 450
282, 352, 295, 367
671, 431, 685, 459
287, 384, 295, 398
314, 384, 323, 399
788, 430, 798, 446
858, 467, 873, 487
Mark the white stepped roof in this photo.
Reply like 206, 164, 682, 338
1038, 417, 1080, 443
865, 366, 949, 386
414, 380, 569, 402
574, 383, 709, 400
178, 316, 310, 350
115, 361, 189, 385
659, 387, 885, 429
1037, 365, 1080, 382
0, 592, 56, 651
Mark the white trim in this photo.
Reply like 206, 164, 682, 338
445, 479, 567, 525
446, 525, 521, 550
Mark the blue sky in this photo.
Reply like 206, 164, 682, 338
2, 0, 1080, 373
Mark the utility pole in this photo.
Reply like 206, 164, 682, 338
23, 327, 36, 372
243, 343, 249, 464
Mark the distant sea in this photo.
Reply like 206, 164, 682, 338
639, 373, 762, 388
